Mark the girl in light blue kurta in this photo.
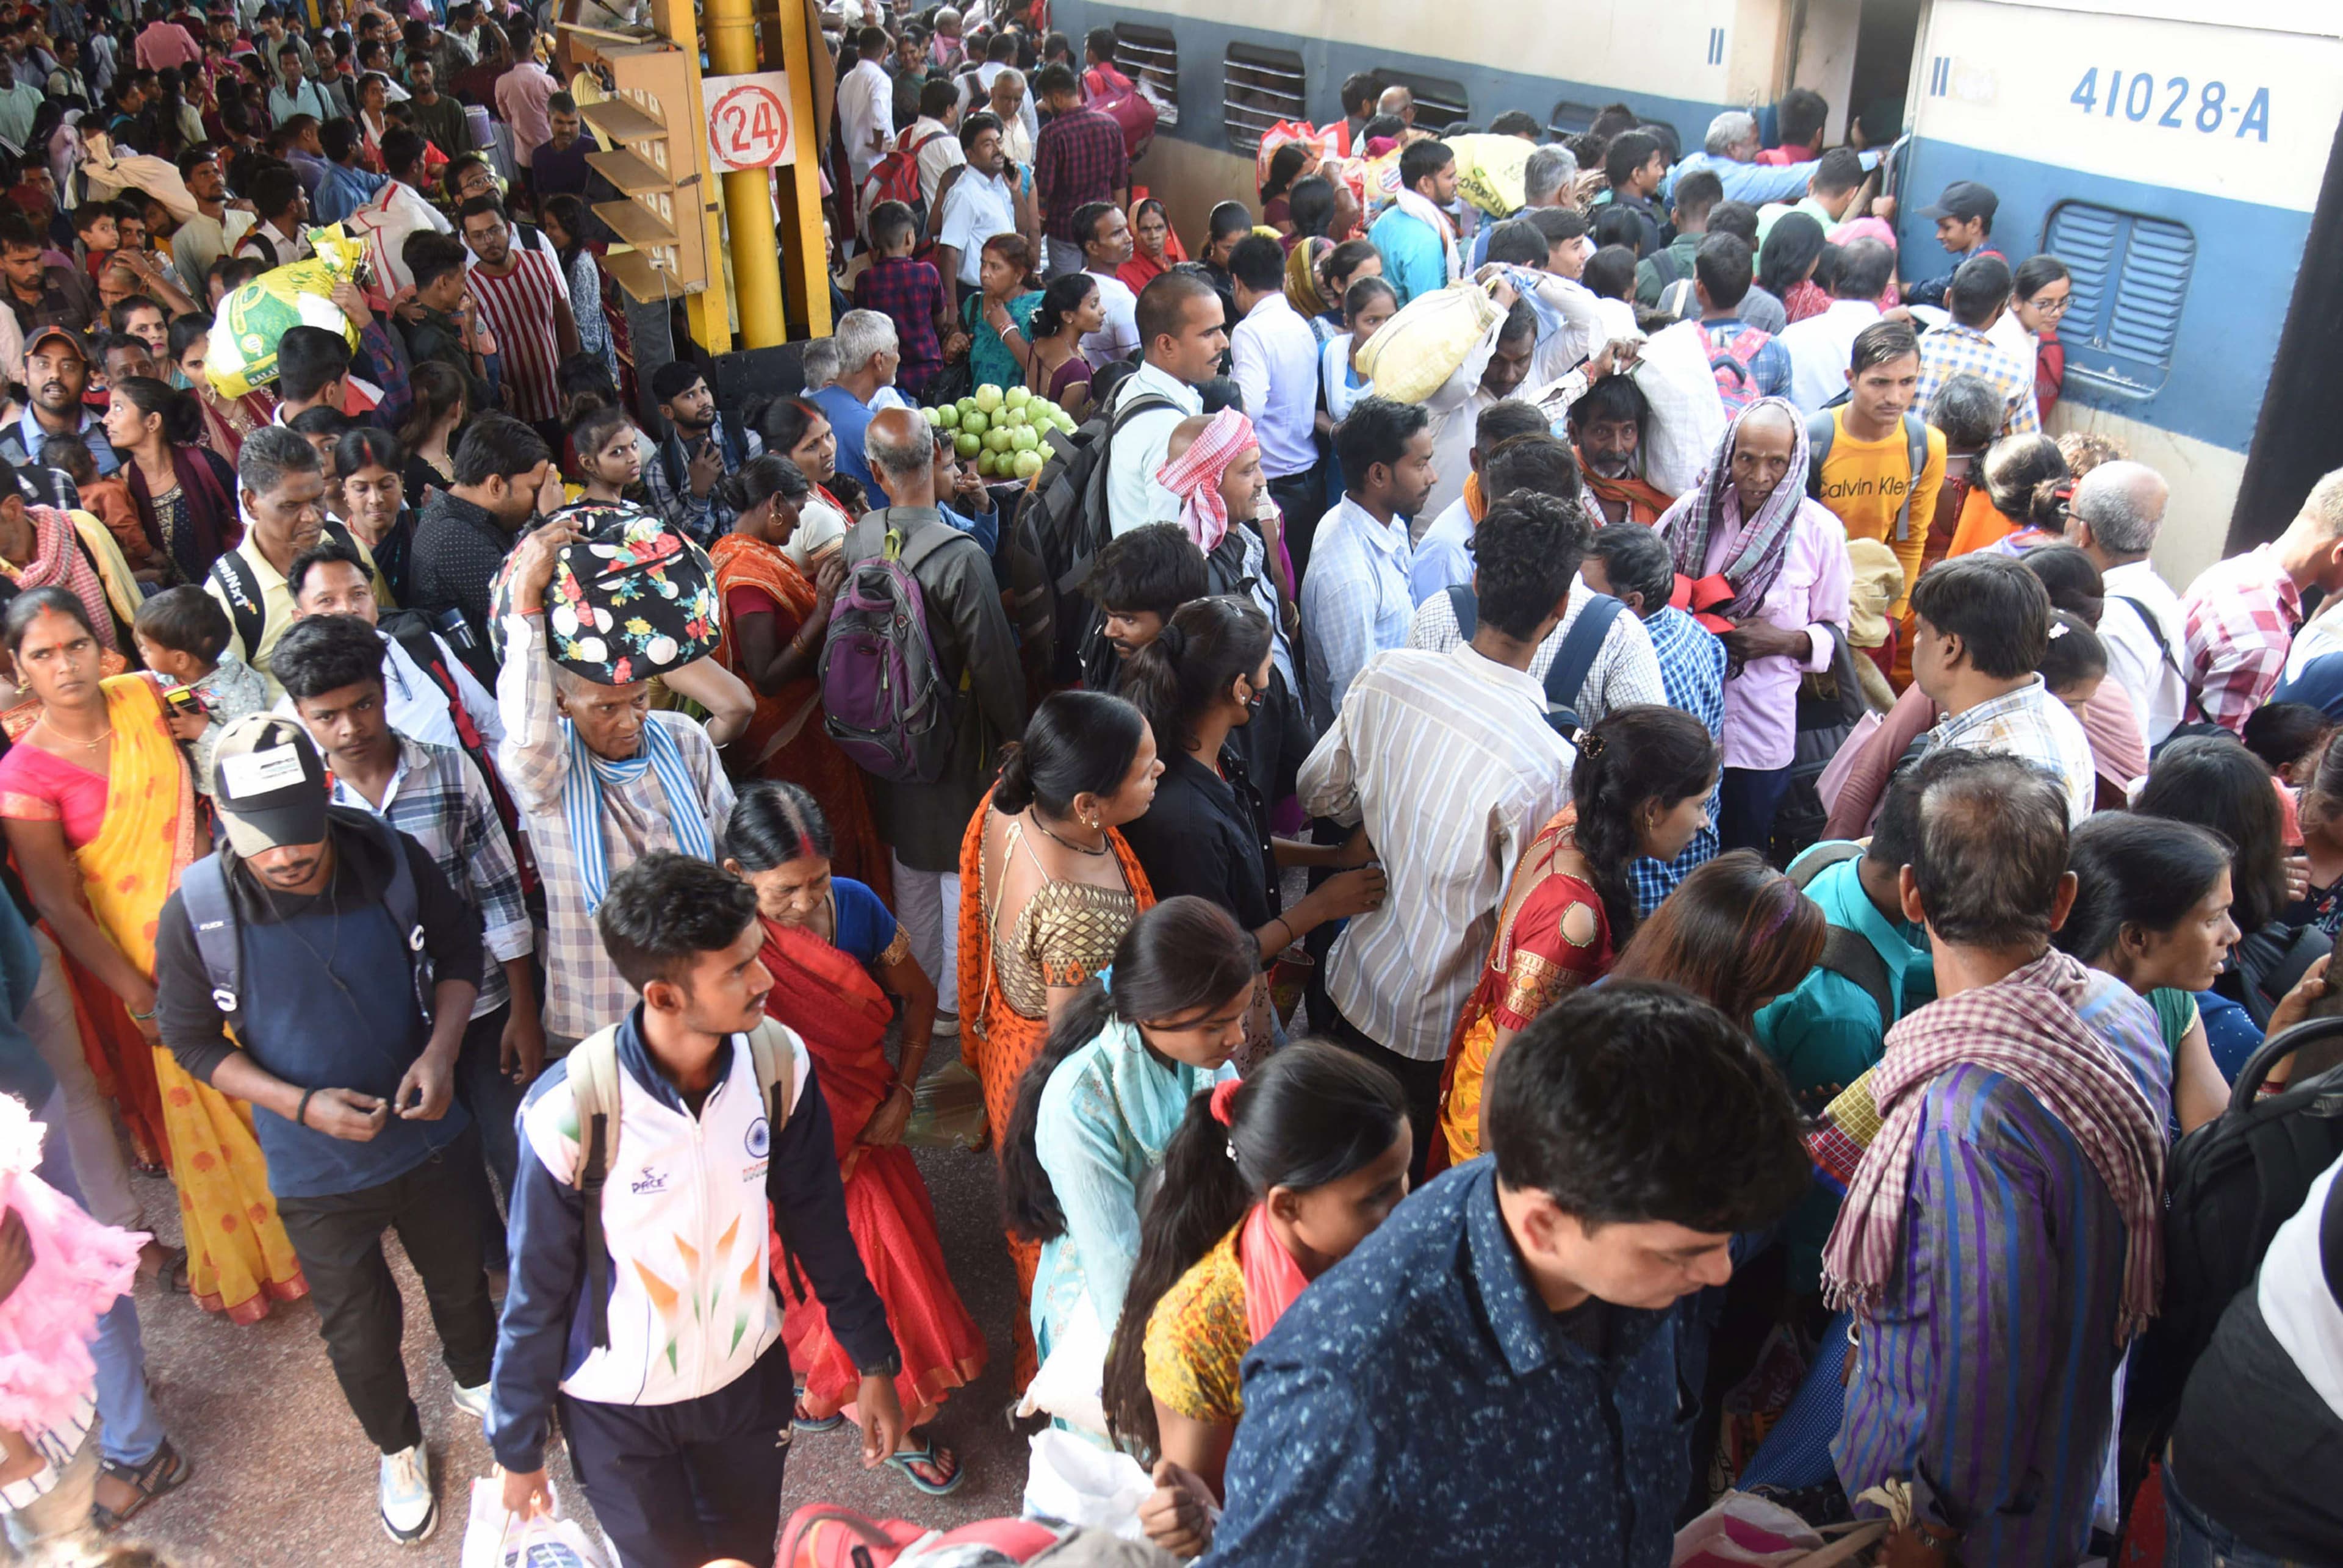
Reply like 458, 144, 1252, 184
1001, 898, 1262, 1380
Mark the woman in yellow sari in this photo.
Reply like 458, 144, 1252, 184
707, 452, 890, 901
0, 588, 306, 1323
957, 691, 1161, 1385
1433, 707, 1721, 1173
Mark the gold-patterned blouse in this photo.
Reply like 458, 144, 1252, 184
1143, 1223, 1250, 1426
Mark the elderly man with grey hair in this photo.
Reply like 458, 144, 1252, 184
1667, 106, 1875, 207
2062, 460, 2184, 747
1375, 82, 1414, 126
808, 307, 905, 503
837, 407, 1026, 1037
1469, 142, 1580, 269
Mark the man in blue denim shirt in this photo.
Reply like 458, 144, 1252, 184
1171, 984, 1810, 1565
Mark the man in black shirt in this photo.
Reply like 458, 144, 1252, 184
408, 413, 557, 682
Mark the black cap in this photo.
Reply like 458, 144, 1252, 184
1918, 180, 1997, 224
209, 715, 329, 857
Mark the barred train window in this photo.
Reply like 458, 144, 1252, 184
1547, 100, 1603, 138
1113, 23, 1179, 130
1223, 43, 1305, 153
2042, 201, 2194, 395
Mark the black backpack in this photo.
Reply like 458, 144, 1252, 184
1773, 623, 1870, 867
2120, 1016, 2343, 1503
1020, 389, 1173, 683
1442, 585, 1625, 739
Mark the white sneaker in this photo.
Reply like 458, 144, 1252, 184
450, 1380, 491, 1425
378, 1442, 437, 1544
932, 1010, 960, 1039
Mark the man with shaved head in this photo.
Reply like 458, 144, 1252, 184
838, 408, 1026, 1037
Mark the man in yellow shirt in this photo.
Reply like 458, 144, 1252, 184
1807, 319, 1945, 611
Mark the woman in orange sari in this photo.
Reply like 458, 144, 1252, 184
725, 782, 982, 1497
1945, 431, 2068, 559
0, 588, 306, 1324
1434, 707, 1721, 1172
708, 454, 889, 898
958, 691, 1161, 1384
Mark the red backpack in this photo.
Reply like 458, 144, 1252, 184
1083, 65, 1157, 161
1702, 322, 1774, 417
858, 123, 954, 234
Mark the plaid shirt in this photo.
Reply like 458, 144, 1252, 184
495, 613, 735, 1039
327, 734, 531, 1020
852, 255, 948, 398
1034, 104, 1129, 242
1921, 675, 2098, 825
1915, 320, 2040, 439
2180, 542, 2304, 733
639, 419, 763, 548
1630, 606, 1727, 913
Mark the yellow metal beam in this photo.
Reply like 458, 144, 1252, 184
772, 0, 832, 338
705, 0, 787, 347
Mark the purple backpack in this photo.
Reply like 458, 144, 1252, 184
821, 515, 959, 785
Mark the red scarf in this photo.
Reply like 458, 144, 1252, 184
1239, 1202, 1311, 1347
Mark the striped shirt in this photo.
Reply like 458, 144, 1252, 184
1406, 577, 1668, 726
1300, 495, 1415, 732
2180, 542, 2304, 733
466, 247, 566, 423
495, 614, 734, 1038
1921, 675, 2098, 825
1832, 966, 2168, 1565
326, 735, 530, 1021
1298, 643, 1574, 1061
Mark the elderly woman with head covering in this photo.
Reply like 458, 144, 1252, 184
1657, 398, 1854, 854
1118, 196, 1187, 297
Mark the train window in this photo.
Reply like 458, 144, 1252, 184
1547, 101, 1603, 138
1223, 43, 1306, 153
1373, 69, 1470, 134
2043, 202, 2194, 393
1114, 22, 1179, 130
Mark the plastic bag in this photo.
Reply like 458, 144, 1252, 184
1353, 281, 1505, 407
461, 1478, 612, 1568
902, 1059, 987, 1151
1015, 1295, 1111, 1437
1446, 132, 1535, 217
206, 226, 369, 400
1629, 320, 1729, 497
1253, 119, 1345, 189
1669, 1491, 1822, 1566
1021, 1430, 1152, 1541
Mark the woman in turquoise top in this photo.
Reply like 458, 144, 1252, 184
1001, 896, 1259, 1385
954, 233, 1044, 397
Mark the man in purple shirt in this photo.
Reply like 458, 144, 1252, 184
526, 92, 599, 200
1827, 752, 2170, 1567
1030, 60, 1126, 279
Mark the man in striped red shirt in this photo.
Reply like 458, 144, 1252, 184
457, 196, 578, 443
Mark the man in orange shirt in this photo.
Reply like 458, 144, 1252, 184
1807, 318, 1946, 613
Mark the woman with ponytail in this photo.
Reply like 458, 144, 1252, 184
1946, 431, 2070, 559
999, 897, 1257, 1404
1432, 705, 1719, 1171
960, 690, 1162, 1382
1119, 595, 1385, 1064
724, 783, 982, 1494
1101, 1041, 1408, 1517
709, 454, 888, 895
1024, 272, 1103, 419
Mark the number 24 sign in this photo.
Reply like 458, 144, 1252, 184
706, 72, 797, 172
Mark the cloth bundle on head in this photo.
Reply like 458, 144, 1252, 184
1842, 538, 1905, 649
486, 500, 721, 681
1154, 407, 1256, 553
1660, 398, 1814, 625
1284, 236, 1331, 320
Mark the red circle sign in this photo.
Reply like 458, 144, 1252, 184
710, 83, 791, 169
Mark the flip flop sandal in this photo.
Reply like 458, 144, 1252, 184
160, 1247, 190, 1295
885, 1439, 965, 1497
791, 1399, 845, 1434
92, 1439, 192, 1531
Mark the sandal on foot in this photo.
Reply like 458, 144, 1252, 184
791, 1400, 844, 1434
886, 1439, 964, 1497
92, 1439, 192, 1531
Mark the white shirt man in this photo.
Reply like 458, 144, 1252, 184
2100, 562, 2189, 750
1229, 289, 1320, 484
1408, 578, 1668, 728
907, 112, 964, 207
836, 51, 894, 187
1079, 269, 1139, 364
934, 164, 1015, 290
1780, 297, 1884, 414
1104, 358, 1203, 536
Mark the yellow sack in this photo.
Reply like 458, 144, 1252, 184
1354, 281, 1505, 406
206, 228, 369, 400
1447, 133, 1535, 217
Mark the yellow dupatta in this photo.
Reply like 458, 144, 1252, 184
84, 676, 306, 1322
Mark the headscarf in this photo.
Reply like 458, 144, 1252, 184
1115, 196, 1187, 296
7, 506, 115, 650
1154, 407, 1255, 553
1658, 398, 1813, 624
1284, 236, 1331, 320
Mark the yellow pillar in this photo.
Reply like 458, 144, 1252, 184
705, 0, 787, 348
771, 0, 833, 338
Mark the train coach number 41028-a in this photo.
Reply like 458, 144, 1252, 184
2070, 70, 2271, 140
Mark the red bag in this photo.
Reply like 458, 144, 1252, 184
778, 1505, 1068, 1567
1083, 73, 1157, 162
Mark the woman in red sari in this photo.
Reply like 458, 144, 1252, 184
725, 781, 983, 1497
710, 455, 890, 899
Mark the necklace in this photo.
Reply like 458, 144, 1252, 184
37, 717, 111, 753
1029, 811, 1109, 857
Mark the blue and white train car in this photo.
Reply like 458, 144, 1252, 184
1052, 0, 2343, 583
